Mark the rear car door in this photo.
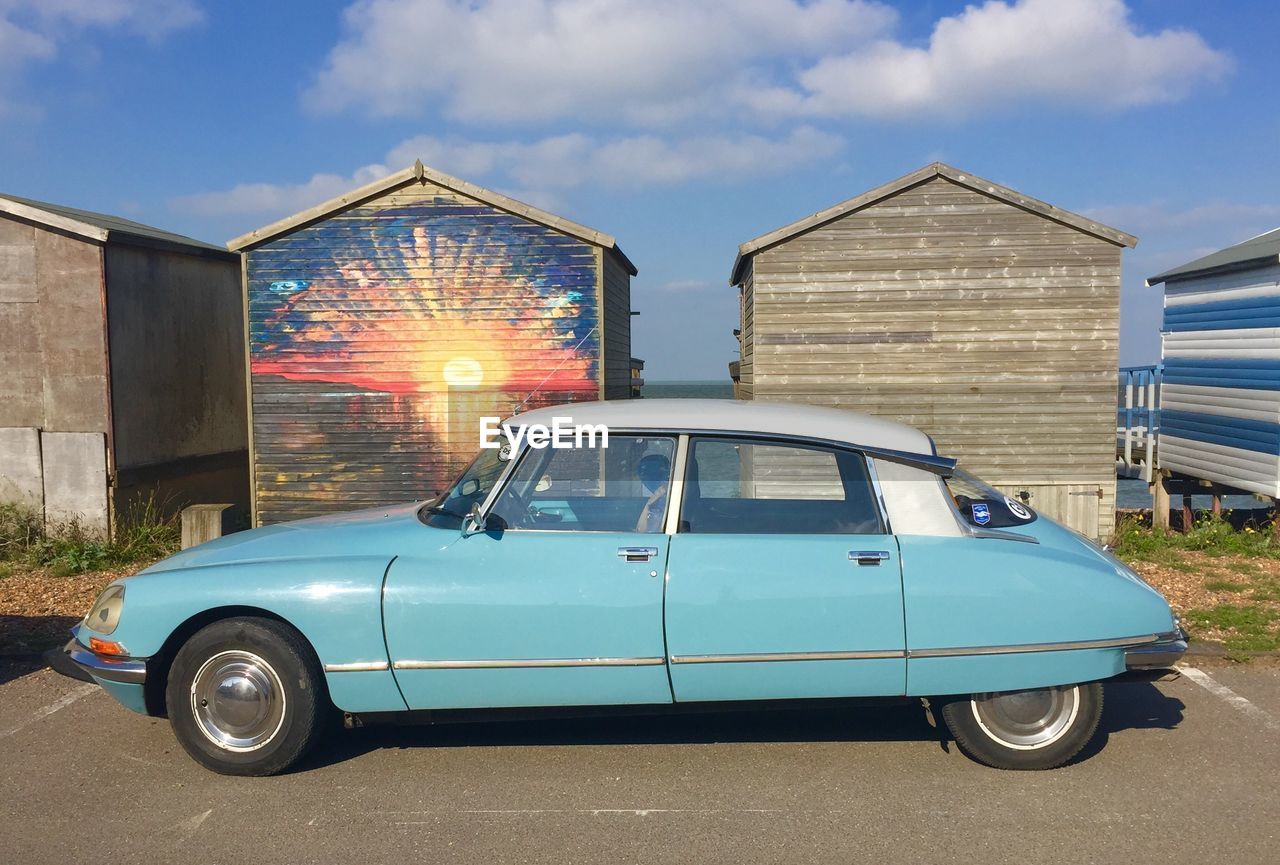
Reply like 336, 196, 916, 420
664, 437, 906, 702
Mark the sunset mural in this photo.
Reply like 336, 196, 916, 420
244, 188, 610, 522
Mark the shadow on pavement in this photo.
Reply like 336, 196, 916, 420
1069, 680, 1186, 765
0, 654, 59, 686
305, 702, 937, 770
301, 681, 1185, 772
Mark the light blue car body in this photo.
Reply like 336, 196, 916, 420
77, 488, 1176, 718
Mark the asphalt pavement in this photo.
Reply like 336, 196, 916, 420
1, 660, 1277, 864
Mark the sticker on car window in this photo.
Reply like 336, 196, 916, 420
971, 502, 991, 525
1004, 496, 1033, 520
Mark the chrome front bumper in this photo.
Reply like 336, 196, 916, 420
1125, 628, 1189, 671
46, 633, 148, 685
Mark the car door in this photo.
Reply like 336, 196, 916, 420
383, 434, 677, 710
664, 436, 906, 702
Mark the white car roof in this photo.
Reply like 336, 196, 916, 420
510, 399, 938, 458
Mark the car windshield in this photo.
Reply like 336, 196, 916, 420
420, 448, 510, 528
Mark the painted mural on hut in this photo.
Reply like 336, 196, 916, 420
245, 194, 601, 518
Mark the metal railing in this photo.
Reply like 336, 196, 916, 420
1117, 364, 1160, 482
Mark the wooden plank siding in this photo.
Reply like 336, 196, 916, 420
743, 175, 1122, 538
245, 177, 622, 524
738, 267, 755, 399
600, 246, 633, 399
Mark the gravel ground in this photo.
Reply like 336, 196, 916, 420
0, 565, 143, 654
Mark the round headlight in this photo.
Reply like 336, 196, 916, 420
84, 585, 125, 635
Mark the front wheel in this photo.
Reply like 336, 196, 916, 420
166, 617, 327, 776
941, 682, 1102, 770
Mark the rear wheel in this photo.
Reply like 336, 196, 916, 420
941, 682, 1102, 770
166, 617, 326, 776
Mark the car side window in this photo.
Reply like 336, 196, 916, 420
680, 438, 884, 535
489, 435, 677, 533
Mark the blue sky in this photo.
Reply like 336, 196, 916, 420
1, 0, 1276, 380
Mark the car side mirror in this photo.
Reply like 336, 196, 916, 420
463, 502, 487, 536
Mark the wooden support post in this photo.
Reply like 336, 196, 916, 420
1151, 473, 1170, 533
1182, 493, 1194, 533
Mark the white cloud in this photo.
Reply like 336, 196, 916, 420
1084, 200, 1280, 235
764, 0, 1231, 119
172, 163, 394, 218
307, 0, 1227, 126
0, 0, 203, 111
1, 0, 204, 41
305, 0, 897, 124
172, 126, 843, 219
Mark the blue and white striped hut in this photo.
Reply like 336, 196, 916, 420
1149, 227, 1280, 497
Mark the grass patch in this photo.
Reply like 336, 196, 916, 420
1115, 515, 1280, 658
1183, 604, 1280, 655
1203, 579, 1249, 593
0, 500, 178, 576
1223, 560, 1263, 576
1112, 513, 1280, 561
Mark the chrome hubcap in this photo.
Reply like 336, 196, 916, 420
971, 685, 1080, 750
190, 650, 286, 752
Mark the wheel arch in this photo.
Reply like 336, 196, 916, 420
143, 605, 327, 716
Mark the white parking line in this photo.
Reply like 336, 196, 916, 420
0, 683, 98, 741
1180, 666, 1280, 731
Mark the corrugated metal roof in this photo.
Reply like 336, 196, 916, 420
730, 162, 1138, 285
0, 192, 233, 257
1147, 226, 1280, 286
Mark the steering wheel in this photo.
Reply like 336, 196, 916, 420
493, 489, 545, 529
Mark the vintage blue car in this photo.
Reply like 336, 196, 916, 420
52, 400, 1185, 775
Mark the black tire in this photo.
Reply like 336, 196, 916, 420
165, 617, 327, 776
940, 682, 1103, 770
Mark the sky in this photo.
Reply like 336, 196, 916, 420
1, 0, 1276, 380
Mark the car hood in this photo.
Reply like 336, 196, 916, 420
141, 501, 438, 573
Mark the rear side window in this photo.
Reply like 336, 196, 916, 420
945, 469, 1037, 528
679, 438, 884, 535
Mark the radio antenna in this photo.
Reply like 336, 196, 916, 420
514, 325, 599, 413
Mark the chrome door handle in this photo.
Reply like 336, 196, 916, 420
618, 547, 659, 563
850, 550, 890, 566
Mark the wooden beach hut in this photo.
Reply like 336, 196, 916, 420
229, 161, 636, 525
0, 194, 246, 536
730, 163, 1137, 539
1148, 227, 1280, 497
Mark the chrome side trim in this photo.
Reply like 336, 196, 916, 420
392, 657, 666, 670
65, 641, 147, 684
969, 527, 1040, 545
323, 661, 391, 673
909, 634, 1159, 659
670, 649, 905, 664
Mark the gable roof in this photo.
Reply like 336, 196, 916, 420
730, 162, 1137, 285
0, 193, 235, 260
1146, 226, 1280, 286
227, 160, 637, 275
